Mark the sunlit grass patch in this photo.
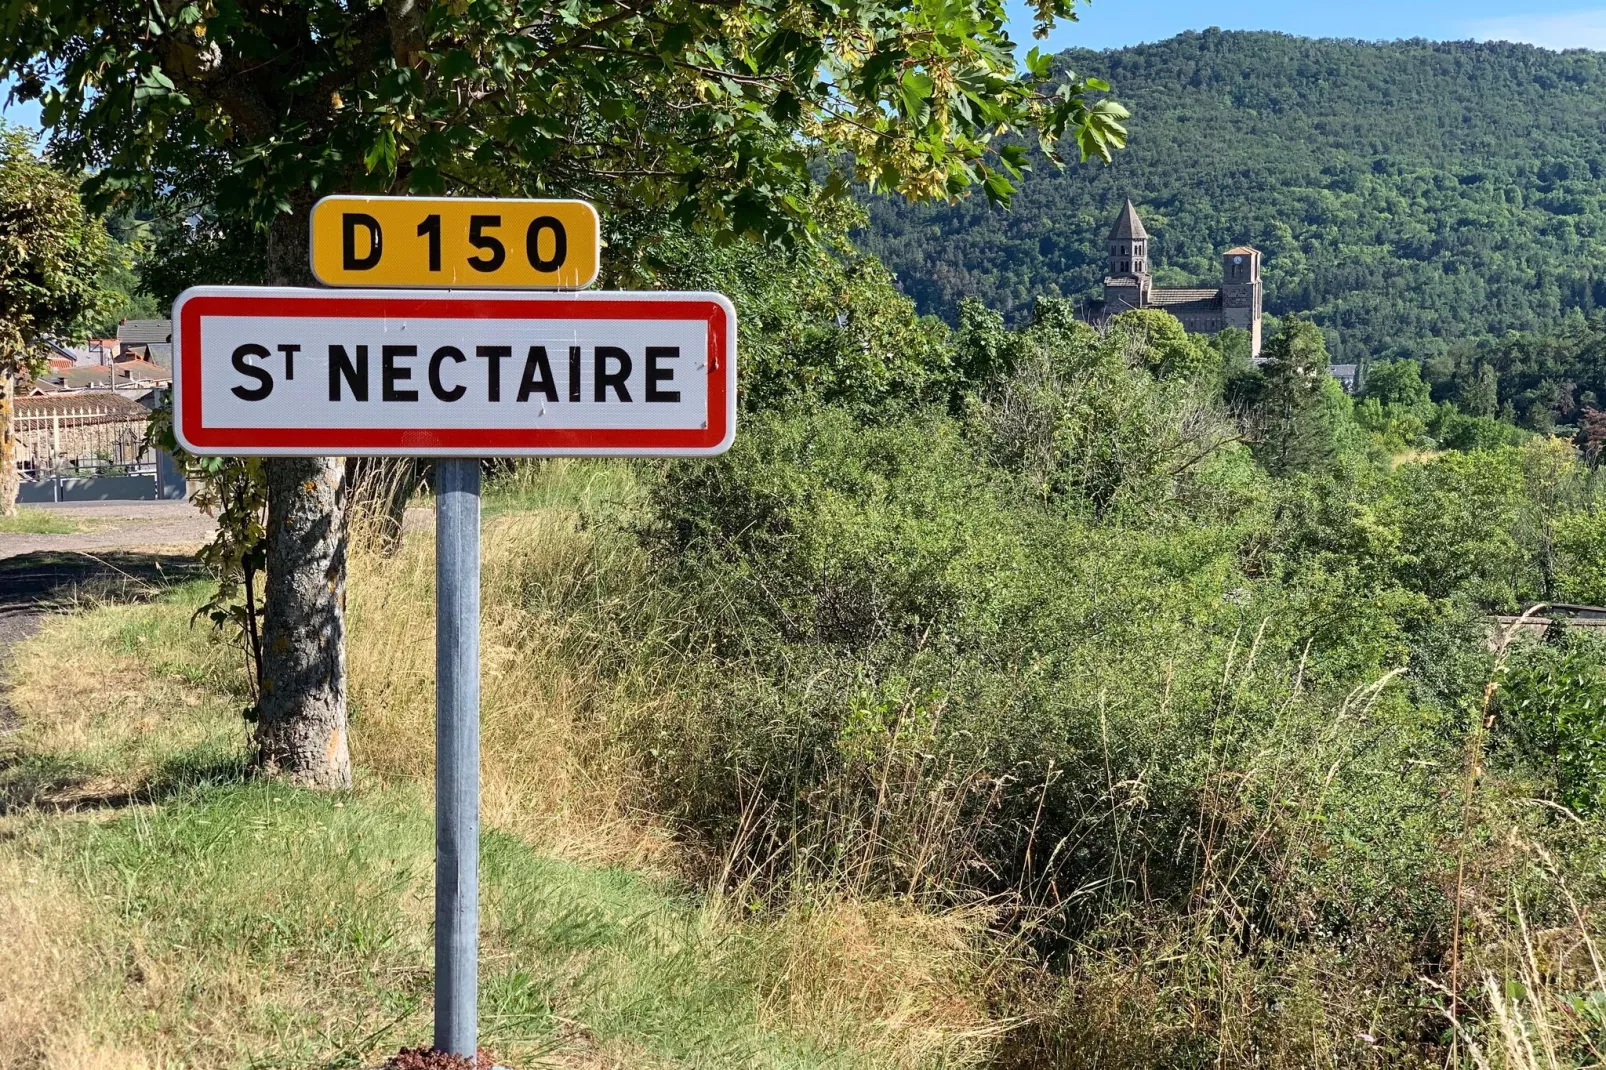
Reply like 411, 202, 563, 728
481, 458, 639, 518
0, 507, 87, 535
1, 579, 246, 812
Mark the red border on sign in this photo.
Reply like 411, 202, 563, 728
178, 293, 730, 453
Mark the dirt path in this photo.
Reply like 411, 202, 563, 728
0, 500, 217, 560
0, 502, 213, 733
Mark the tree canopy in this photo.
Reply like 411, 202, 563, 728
2, 0, 1128, 272
0, 124, 111, 372
0, 122, 114, 514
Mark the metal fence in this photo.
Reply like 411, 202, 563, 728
14, 402, 155, 481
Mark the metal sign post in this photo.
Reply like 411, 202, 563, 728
172, 200, 735, 1060
434, 457, 481, 1056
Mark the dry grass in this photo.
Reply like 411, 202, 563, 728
0, 461, 1010, 1069
748, 899, 1007, 1068
1442, 851, 1606, 1070
347, 485, 674, 868
0, 854, 93, 1069
1389, 447, 1445, 468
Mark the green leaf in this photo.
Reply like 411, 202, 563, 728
438, 49, 476, 81
363, 128, 398, 174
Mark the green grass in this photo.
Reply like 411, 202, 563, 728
1, 553, 955, 1069
3, 779, 859, 1068
0, 506, 84, 534
481, 458, 640, 518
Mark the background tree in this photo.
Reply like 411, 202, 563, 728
1242, 318, 1339, 476
0, 124, 112, 516
1457, 363, 1501, 418
1362, 359, 1432, 408
0, 0, 1128, 788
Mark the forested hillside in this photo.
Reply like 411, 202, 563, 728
861, 30, 1606, 364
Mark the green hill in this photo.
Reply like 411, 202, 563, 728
859, 30, 1606, 363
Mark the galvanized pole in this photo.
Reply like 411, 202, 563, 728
434, 457, 481, 1058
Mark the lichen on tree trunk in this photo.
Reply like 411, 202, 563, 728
253, 454, 351, 788
0, 374, 17, 517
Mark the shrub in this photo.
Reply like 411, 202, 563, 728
1497, 629, 1606, 815
1435, 408, 1527, 451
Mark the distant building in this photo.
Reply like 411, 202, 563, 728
1084, 200, 1264, 357
1330, 363, 1360, 394
59, 360, 171, 394
12, 392, 154, 480
116, 319, 172, 349
116, 319, 173, 367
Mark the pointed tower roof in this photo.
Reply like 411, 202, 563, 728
1108, 199, 1149, 241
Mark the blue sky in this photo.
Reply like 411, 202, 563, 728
4, 1, 1603, 130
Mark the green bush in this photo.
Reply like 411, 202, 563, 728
556, 271, 1606, 1064
1434, 407, 1527, 452
1555, 510, 1606, 605
634, 400, 1458, 926
1498, 630, 1606, 815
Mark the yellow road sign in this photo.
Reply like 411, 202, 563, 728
310, 196, 599, 289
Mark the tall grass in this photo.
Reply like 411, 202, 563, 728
0, 459, 1007, 1068
347, 459, 1007, 1064
345, 459, 673, 865
7, 454, 1604, 1067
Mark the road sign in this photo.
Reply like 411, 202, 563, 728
184, 220, 733, 1058
309, 196, 600, 289
171, 286, 736, 457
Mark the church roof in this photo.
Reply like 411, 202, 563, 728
1148, 288, 1223, 311
1108, 199, 1149, 241
1224, 245, 1260, 256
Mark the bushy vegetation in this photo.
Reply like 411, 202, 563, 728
862, 31, 1606, 367
541, 281, 1606, 1063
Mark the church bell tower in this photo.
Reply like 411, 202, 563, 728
1105, 198, 1152, 310
1221, 246, 1263, 356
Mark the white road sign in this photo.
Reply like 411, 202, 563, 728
171, 286, 737, 457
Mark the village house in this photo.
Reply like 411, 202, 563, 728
116, 318, 173, 367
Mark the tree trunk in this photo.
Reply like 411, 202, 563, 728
253, 455, 352, 788
251, 194, 353, 788
0, 374, 16, 517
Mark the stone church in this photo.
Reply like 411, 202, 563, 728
1086, 200, 1264, 357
